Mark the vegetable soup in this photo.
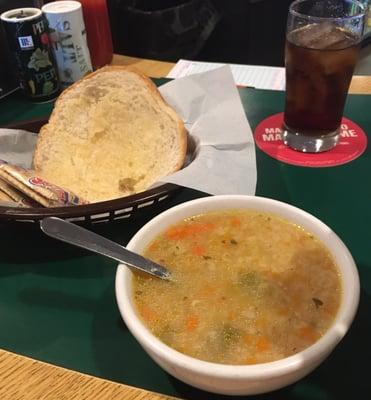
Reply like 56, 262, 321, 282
133, 209, 342, 365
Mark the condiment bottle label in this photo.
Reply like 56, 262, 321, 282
42, 1, 93, 87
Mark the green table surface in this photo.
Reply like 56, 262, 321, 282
0, 87, 370, 400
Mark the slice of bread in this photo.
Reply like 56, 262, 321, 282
33, 66, 187, 202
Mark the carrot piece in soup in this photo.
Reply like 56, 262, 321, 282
165, 222, 215, 240
165, 226, 188, 240
191, 245, 206, 256
256, 337, 270, 352
231, 217, 241, 227
195, 222, 215, 233
148, 242, 158, 252
185, 315, 199, 331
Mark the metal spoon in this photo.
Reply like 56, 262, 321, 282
40, 217, 171, 280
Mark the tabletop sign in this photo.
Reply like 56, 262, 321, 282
254, 112, 367, 167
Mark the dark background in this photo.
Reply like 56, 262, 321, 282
198, 0, 293, 65
108, 0, 294, 66
0, 0, 294, 67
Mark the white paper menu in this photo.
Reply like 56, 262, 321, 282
168, 59, 286, 91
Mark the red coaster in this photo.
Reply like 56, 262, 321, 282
254, 113, 368, 167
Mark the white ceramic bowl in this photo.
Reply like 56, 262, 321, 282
115, 195, 359, 395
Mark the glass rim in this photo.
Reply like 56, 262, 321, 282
289, 0, 366, 21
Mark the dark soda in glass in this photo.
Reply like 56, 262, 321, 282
284, 23, 360, 137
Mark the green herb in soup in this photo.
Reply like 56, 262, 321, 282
133, 209, 341, 365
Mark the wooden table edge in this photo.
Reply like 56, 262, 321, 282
0, 349, 177, 400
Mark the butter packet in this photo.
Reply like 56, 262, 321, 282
0, 162, 88, 207
0, 178, 40, 207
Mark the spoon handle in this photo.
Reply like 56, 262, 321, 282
40, 217, 171, 280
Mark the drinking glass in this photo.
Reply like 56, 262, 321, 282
283, 0, 365, 153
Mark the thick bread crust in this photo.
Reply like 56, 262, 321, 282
33, 66, 187, 201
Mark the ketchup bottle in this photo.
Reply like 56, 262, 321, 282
77, 0, 113, 69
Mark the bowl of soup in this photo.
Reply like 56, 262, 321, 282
115, 195, 359, 395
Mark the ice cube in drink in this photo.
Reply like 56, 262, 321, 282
284, 22, 360, 141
